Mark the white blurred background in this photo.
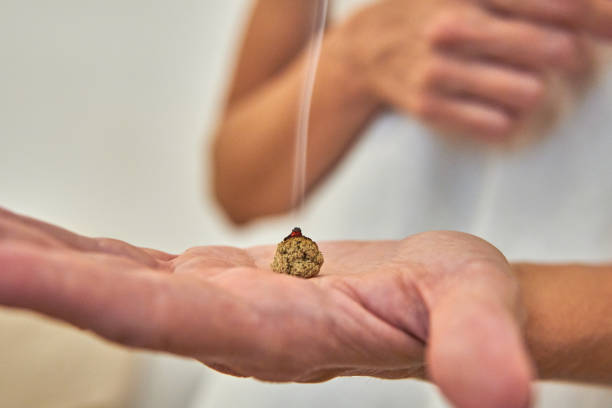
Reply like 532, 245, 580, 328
0, 1, 252, 406
0, 0, 250, 250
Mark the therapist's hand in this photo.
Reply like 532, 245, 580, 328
332, 0, 588, 142
472, 0, 612, 39
0, 207, 532, 408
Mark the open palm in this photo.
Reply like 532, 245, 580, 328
0, 207, 532, 408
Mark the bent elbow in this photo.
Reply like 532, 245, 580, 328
212, 174, 257, 226
212, 172, 295, 226
210, 137, 293, 225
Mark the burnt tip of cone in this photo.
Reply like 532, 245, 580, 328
284, 227, 303, 241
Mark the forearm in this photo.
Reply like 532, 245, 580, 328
213, 32, 380, 224
515, 263, 612, 384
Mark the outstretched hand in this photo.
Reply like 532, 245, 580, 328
0, 207, 532, 408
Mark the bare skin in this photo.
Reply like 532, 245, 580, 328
2, 207, 612, 407
1, 207, 527, 408
212, 0, 609, 224
472, 0, 612, 37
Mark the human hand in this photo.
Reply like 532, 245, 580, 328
0, 207, 532, 408
330, 0, 588, 142
471, 0, 612, 39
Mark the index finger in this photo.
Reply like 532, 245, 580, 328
0, 242, 257, 359
0, 207, 163, 267
0, 242, 169, 350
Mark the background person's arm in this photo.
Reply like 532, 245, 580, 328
212, 0, 588, 224
212, 0, 379, 224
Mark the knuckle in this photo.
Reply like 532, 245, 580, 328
548, 33, 579, 66
95, 237, 120, 252
418, 58, 447, 90
426, 11, 465, 45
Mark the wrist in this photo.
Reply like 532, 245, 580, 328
319, 27, 382, 111
514, 262, 612, 384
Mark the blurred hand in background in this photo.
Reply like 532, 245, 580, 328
332, 0, 592, 141
213, 0, 610, 224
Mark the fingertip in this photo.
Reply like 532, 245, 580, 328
545, 33, 580, 71
484, 112, 514, 140
467, 111, 515, 144
422, 95, 515, 142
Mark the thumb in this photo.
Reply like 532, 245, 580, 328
426, 262, 534, 408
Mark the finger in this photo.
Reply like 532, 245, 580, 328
416, 93, 514, 141
586, 0, 612, 38
0, 242, 169, 347
425, 262, 534, 408
431, 57, 544, 111
0, 207, 161, 267
429, 10, 581, 71
472, 0, 587, 27
0, 207, 93, 248
0, 217, 66, 248
0, 243, 260, 358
